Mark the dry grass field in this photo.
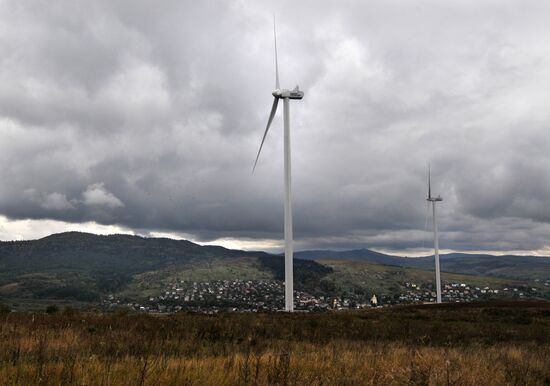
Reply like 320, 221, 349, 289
0, 301, 549, 385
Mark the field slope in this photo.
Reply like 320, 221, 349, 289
0, 301, 548, 385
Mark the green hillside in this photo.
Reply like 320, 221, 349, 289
1, 232, 548, 310
319, 259, 522, 298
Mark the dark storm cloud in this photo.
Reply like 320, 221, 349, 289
1, 0, 550, 252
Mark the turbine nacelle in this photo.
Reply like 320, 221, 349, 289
427, 196, 443, 202
272, 86, 304, 100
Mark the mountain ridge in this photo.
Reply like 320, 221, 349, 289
294, 248, 550, 280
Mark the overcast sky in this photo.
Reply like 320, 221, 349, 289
1, 0, 550, 254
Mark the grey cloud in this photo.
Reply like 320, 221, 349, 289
1, 0, 550, 253
82, 183, 125, 208
23, 189, 76, 210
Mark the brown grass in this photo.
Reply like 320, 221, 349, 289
0, 301, 549, 385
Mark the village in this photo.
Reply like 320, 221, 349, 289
101, 278, 544, 314
389, 281, 541, 304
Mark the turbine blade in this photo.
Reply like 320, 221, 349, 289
274, 16, 280, 90
253, 97, 279, 172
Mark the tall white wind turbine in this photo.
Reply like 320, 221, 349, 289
427, 166, 443, 303
253, 20, 304, 312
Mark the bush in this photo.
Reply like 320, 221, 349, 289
0, 303, 11, 314
45, 304, 59, 314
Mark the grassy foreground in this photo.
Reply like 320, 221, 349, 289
0, 301, 549, 385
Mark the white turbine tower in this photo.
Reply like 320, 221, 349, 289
427, 166, 443, 303
253, 20, 304, 312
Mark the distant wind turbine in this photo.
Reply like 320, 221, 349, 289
427, 165, 443, 303
253, 19, 304, 312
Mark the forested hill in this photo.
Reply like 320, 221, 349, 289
0, 232, 331, 303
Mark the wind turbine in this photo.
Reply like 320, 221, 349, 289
253, 20, 304, 312
427, 165, 443, 303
